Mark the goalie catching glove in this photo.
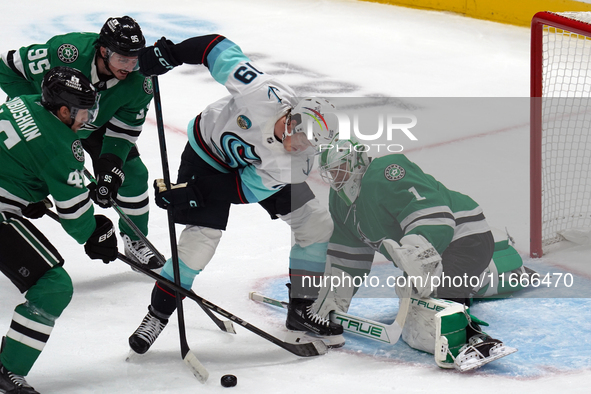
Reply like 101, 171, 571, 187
153, 179, 203, 210
383, 234, 442, 298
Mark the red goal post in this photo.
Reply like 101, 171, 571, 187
531, 11, 591, 258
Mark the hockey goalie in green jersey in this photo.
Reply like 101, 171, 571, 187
0, 67, 119, 394
0, 16, 161, 270
310, 135, 524, 372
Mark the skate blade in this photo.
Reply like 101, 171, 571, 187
125, 349, 142, 362
455, 346, 518, 372
284, 330, 345, 349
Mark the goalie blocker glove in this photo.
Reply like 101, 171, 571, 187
84, 214, 118, 264
153, 178, 203, 211
92, 154, 125, 208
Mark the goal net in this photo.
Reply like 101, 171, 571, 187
531, 11, 591, 257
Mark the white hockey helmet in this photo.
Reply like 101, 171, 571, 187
290, 97, 337, 147
318, 136, 370, 205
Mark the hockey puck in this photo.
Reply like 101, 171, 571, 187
221, 374, 237, 387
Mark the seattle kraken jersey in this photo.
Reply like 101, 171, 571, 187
187, 38, 314, 203
0, 95, 95, 244
0, 32, 153, 162
329, 154, 490, 257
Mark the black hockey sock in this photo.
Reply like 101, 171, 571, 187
150, 282, 179, 318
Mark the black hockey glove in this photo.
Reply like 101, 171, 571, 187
22, 198, 53, 219
92, 154, 125, 208
138, 37, 181, 77
84, 214, 118, 264
153, 178, 204, 210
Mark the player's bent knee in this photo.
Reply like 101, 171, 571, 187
288, 199, 334, 247
122, 156, 149, 186
25, 266, 73, 318
177, 225, 222, 271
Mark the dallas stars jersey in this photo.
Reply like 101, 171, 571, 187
0, 32, 153, 161
187, 38, 314, 203
328, 154, 490, 262
0, 95, 95, 244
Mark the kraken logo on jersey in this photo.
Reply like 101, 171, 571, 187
237, 115, 252, 130
57, 44, 79, 63
143, 77, 153, 95
384, 164, 405, 181
71, 140, 85, 162
213, 132, 260, 168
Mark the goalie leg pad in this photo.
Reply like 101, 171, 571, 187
398, 290, 468, 362
473, 241, 531, 298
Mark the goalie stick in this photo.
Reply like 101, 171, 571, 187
249, 291, 411, 345
46, 209, 327, 358
82, 167, 236, 336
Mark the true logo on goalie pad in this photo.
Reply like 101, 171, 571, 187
332, 313, 389, 343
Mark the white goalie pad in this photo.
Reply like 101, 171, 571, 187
396, 287, 465, 361
433, 302, 467, 369
383, 235, 442, 298
311, 264, 356, 318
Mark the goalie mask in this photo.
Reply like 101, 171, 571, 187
319, 137, 370, 205
289, 98, 337, 147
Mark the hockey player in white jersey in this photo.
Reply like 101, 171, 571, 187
127, 35, 344, 353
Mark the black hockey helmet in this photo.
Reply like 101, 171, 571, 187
97, 16, 145, 57
41, 67, 97, 113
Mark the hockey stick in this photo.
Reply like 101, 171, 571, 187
249, 291, 411, 345
152, 75, 208, 383
45, 209, 325, 357
82, 168, 235, 335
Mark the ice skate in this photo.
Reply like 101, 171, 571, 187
286, 296, 345, 348
0, 361, 39, 394
454, 334, 517, 372
122, 234, 164, 271
128, 307, 168, 355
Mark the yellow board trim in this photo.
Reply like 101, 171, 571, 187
361, 0, 591, 27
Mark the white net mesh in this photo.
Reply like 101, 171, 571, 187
541, 12, 591, 248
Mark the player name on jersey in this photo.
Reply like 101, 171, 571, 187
4, 97, 41, 142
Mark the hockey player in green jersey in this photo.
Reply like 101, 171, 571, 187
310, 136, 518, 371
0, 67, 119, 394
0, 16, 161, 270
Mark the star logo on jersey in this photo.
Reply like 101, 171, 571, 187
57, 44, 79, 63
384, 164, 405, 181
71, 140, 84, 162
143, 77, 153, 95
